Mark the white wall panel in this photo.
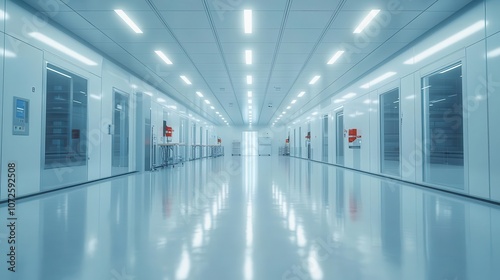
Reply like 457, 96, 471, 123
1, 36, 43, 198
344, 98, 370, 171
485, 0, 500, 36
465, 40, 489, 199
487, 32, 500, 202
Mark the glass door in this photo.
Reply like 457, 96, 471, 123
112, 89, 129, 175
336, 111, 344, 165
322, 115, 329, 162
380, 88, 401, 176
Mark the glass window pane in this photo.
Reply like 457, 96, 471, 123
45, 64, 87, 169
380, 88, 400, 176
422, 63, 464, 189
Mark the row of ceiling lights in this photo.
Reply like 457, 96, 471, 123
114, 9, 229, 126
272, 9, 382, 126
244, 10, 254, 125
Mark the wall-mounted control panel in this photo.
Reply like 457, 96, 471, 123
13, 97, 29, 136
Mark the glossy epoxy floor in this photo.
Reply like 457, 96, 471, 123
1, 156, 500, 280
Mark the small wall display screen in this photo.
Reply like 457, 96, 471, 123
16, 99, 27, 120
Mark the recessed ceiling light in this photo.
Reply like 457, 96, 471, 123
157, 98, 166, 103
327, 50, 345, 64
353, 10, 380, 34
245, 50, 252, 64
360, 72, 397, 89
248, 91, 253, 97
291, 100, 297, 104
216, 112, 220, 114
196, 91, 204, 97
312, 112, 318, 115
205, 100, 210, 104
282, 111, 286, 114
154, 50, 173, 65
247, 75, 253, 84
343, 92, 357, 99
309, 76, 321, 85
248, 99, 252, 104
298, 92, 305, 97
287, 106, 291, 109
114, 9, 143, 34
249, 105, 252, 109
210, 106, 215, 109
244, 10, 252, 34
180, 75, 192, 85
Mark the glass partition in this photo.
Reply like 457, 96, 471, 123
422, 63, 464, 189
322, 115, 328, 162
336, 111, 344, 165
380, 88, 400, 176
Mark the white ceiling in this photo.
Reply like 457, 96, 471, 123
20, 0, 474, 126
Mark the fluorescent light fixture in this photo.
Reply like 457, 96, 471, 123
0, 9, 9, 20
210, 106, 215, 109
29, 32, 98, 66
157, 98, 166, 103
287, 106, 291, 109
216, 112, 220, 114
249, 105, 252, 109
353, 10, 380, 34
245, 50, 253, 64
114, 9, 143, 34
282, 111, 286, 114
404, 21, 484, 65
155, 50, 173, 65
312, 112, 318, 115
196, 91, 204, 97
291, 100, 297, 104
298, 92, 305, 97
247, 75, 253, 84
180, 75, 192, 85
309, 76, 321, 85
488, 47, 500, 58
440, 64, 461, 74
244, 10, 253, 34
248, 99, 252, 104
1, 48, 16, 58
327, 50, 345, 64
248, 91, 253, 97
205, 100, 210, 104
342, 92, 357, 99
360, 72, 397, 89
333, 99, 345, 104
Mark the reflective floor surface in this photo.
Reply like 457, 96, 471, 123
1, 156, 500, 280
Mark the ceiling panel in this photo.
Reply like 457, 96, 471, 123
404, 11, 455, 30
160, 11, 210, 28
281, 28, 324, 42
286, 11, 333, 28
291, 0, 342, 11
341, 0, 435, 11
67, 0, 151, 11
151, 0, 205, 11
171, 29, 216, 43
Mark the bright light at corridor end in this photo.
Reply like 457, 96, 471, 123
354, 10, 380, 34
244, 10, 253, 34
114, 10, 143, 34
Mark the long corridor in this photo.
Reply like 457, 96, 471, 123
1, 156, 500, 280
